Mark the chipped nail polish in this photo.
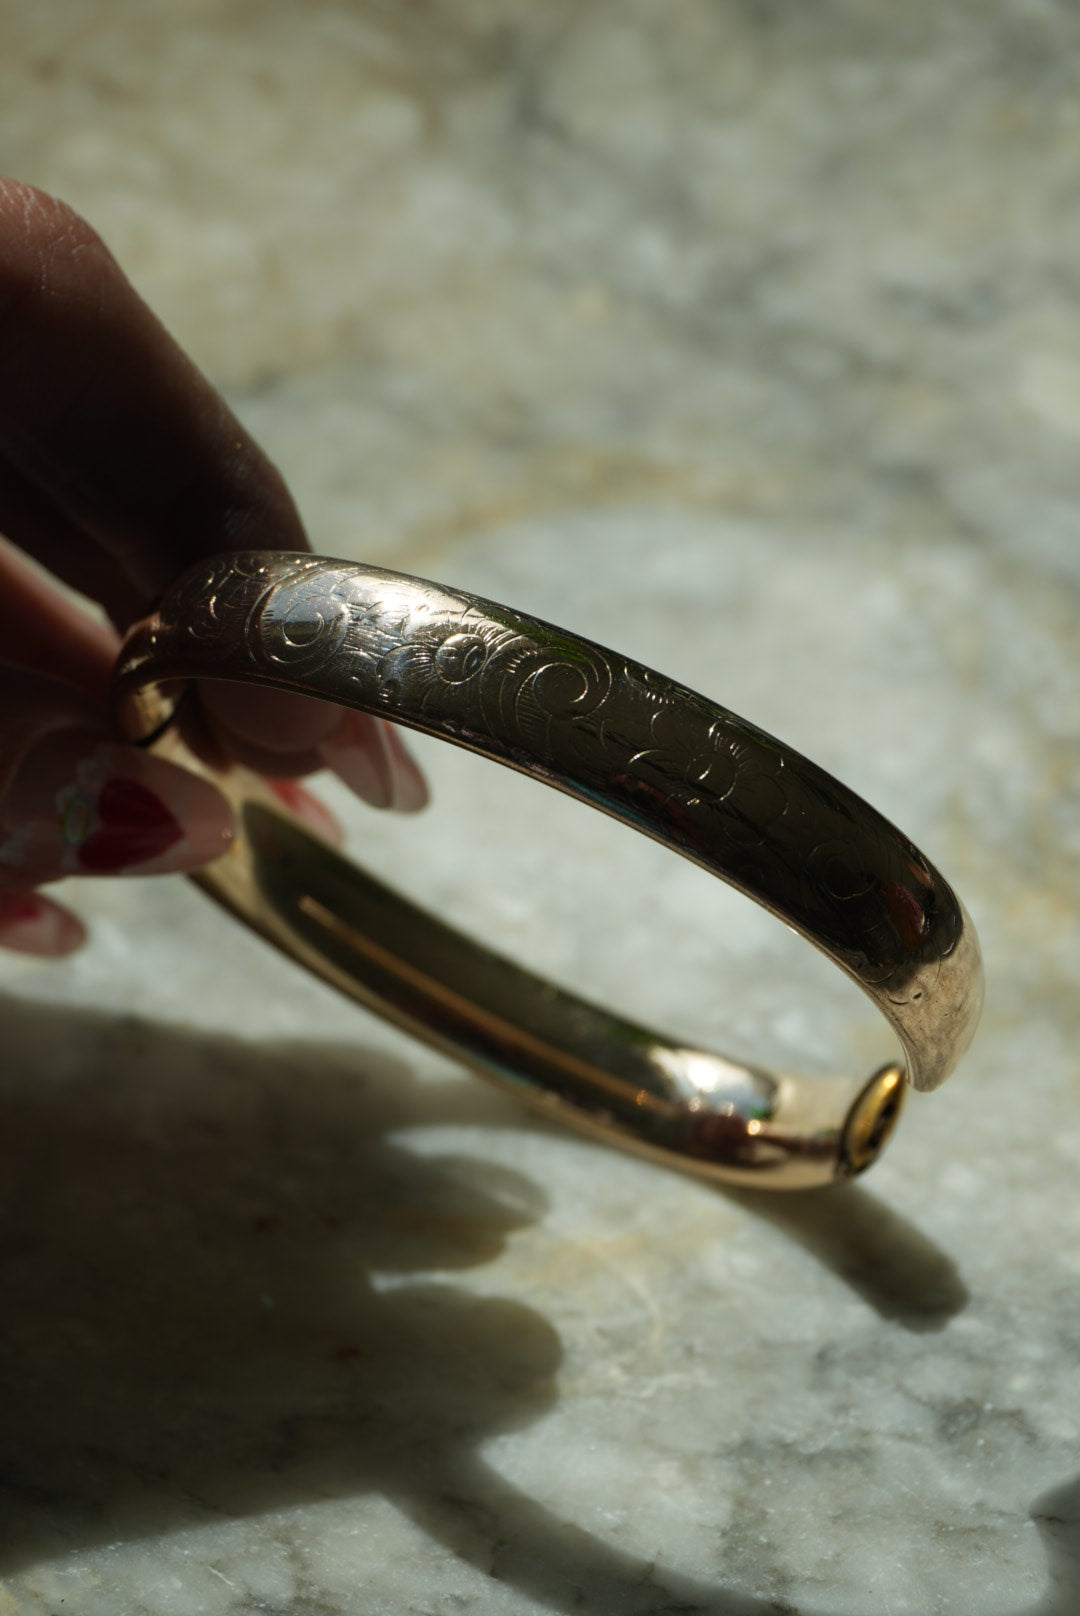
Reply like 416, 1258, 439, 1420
0, 728, 234, 882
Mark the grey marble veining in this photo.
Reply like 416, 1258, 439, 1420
2, 3, 1080, 1613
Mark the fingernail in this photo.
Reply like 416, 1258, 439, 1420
0, 728, 234, 881
0, 891, 85, 957
382, 724, 429, 813
267, 778, 345, 846
321, 715, 393, 809
320, 713, 428, 813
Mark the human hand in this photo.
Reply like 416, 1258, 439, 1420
0, 181, 427, 958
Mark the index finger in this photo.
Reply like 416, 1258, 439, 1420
0, 178, 307, 614
0, 180, 428, 813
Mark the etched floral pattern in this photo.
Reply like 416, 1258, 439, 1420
132, 552, 981, 1090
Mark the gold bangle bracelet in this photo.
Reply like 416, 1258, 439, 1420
113, 552, 983, 1191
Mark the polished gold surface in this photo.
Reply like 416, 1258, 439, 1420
113, 552, 983, 1190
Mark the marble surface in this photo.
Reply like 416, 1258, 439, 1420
2, 2, 1080, 1612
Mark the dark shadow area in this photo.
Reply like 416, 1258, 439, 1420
0, 989, 789, 1612
725, 1180, 970, 1333
0, 988, 1066, 1615
0, 991, 553, 1564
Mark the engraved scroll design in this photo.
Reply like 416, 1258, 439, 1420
374, 602, 615, 766
169, 553, 346, 682
249, 563, 356, 677
160, 555, 961, 1005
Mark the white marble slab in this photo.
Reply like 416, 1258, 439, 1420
2, 3, 1079, 1613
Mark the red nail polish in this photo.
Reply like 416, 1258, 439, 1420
0, 891, 86, 957
0, 892, 46, 924
268, 778, 344, 845
1, 730, 234, 884
268, 779, 309, 814
74, 777, 184, 873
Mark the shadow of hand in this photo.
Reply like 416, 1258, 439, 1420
0, 991, 558, 1566
0, 990, 1074, 1616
